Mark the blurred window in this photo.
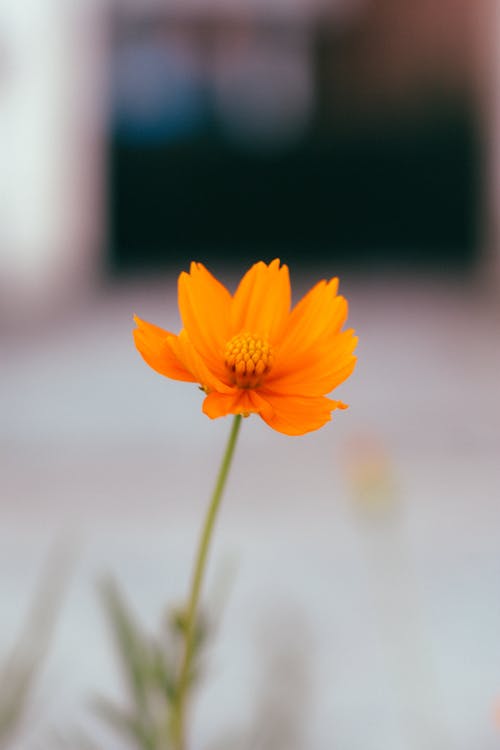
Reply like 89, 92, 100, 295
107, 7, 480, 273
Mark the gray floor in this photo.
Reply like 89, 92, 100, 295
2, 269, 500, 749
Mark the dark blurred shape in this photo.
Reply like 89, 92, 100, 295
107, 4, 481, 273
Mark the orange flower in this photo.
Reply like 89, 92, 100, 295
133, 260, 357, 436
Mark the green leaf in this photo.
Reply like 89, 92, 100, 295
99, 579, 152, 716
93, 696, 156, 750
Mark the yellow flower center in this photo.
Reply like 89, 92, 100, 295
224, 332, 274, 388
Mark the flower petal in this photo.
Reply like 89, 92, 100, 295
267, 330, 358, 396
202, 388, 275, 420
274, 278, 348, 371
178, 262, 232, 379
229, 259, 291, 343
257, 391, 347, 436
168, 330, 234, 394
133, 316, 195, 381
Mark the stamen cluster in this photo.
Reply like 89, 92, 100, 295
224, 332, 274, 388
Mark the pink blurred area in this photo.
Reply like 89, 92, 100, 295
1, 2, 500, 749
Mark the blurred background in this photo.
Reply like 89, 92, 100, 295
1, 0, 500, 748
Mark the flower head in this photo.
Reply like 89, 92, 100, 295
133, 260, 357, 435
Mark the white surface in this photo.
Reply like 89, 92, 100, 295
2, 270, 500, 749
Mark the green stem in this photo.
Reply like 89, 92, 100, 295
172, 414, 242, 750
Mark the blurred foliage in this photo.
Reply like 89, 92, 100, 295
93, 577, 207, 750
207, 607, 312, 750
0, 551, 66, 749
49, 727, 103, 750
